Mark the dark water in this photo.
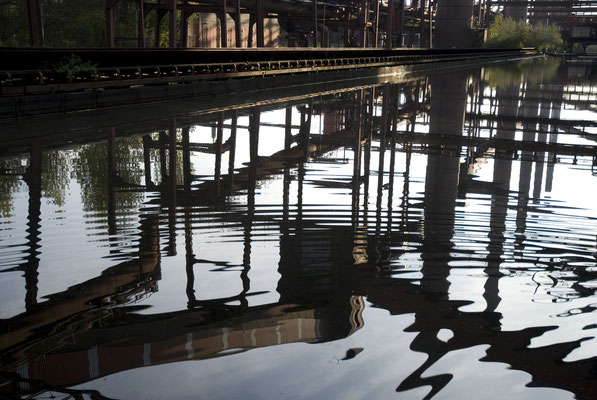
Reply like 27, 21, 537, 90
1, 57, 597, 399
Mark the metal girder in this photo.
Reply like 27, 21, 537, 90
26, 0, 44, 47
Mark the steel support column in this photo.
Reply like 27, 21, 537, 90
155, 10, 166, 47
220, 0, 229, 48
420, 1, 426, 47
106, 0, 116, 48
385, 0, 395, 48
256, 0, 265, 47
27, 0, 44, 47
235, 0, 242, 47
169, 0, 177, 48
374, 0, 381, 47
313, 0, 318, 47
138, 0, 145, 47
180, 10, 189, 47
248, 15, 254, 47
397, 0, 404, 46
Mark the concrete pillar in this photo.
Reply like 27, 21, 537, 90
434, 0, 474, 48
503, 1, 528, 21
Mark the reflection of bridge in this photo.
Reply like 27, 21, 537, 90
2, 59, 597, 398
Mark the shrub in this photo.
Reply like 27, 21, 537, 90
485, 14, 563, 52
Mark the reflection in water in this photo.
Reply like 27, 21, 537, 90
1, 58, 597, 399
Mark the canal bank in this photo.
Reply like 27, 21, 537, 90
0, 48, 537, 119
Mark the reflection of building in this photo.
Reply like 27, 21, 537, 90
4, 300, 363, 389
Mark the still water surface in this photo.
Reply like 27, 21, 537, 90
1, 57, 597, 399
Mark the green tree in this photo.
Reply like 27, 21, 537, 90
485, 14, 563, 52
0, 0, 29, 46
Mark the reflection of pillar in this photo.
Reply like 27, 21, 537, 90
159, 131, 168, 182
353, 91, 364, 224
376, 85, 390, 236
215, 113, 224, 197
364, 88, 375, 199
533, 97, 550, 203
185, 200, 196, 308
182, 128, 192, 191
242, 107, 260, 307
285, 106, 292, 150
168, 119, 177, 256
300, 102, 312, 158
107, 128, 117, 236
545, 101, 561, 193
143, 135, 153, 188
396, 71, 469, 399
434, 0, 473, 48
484, 84, 519, 313
515, 85, 539, 253
25, 139, 42, 311
387, 93, 398, 235
422, 72, 467, 295
228, 110, 238, 191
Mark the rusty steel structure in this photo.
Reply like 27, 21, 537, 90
22, 0, 597, 51
23, 0, 436, 49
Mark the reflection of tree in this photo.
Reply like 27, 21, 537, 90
71, 137, 145, 213
485, 57, 561, 88
148, 132, 187, 186
0, 159, 25, 218
41, 151, 71, 207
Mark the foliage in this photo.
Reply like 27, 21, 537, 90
0, 0, 29, 46
0, 0, 161, 48
0, 159, 26, 218
53, 55, 97, 78
526, 22, 565, 52
484, 57, 561, 88
72, 137, 145, 213
485, 14, 563, 52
